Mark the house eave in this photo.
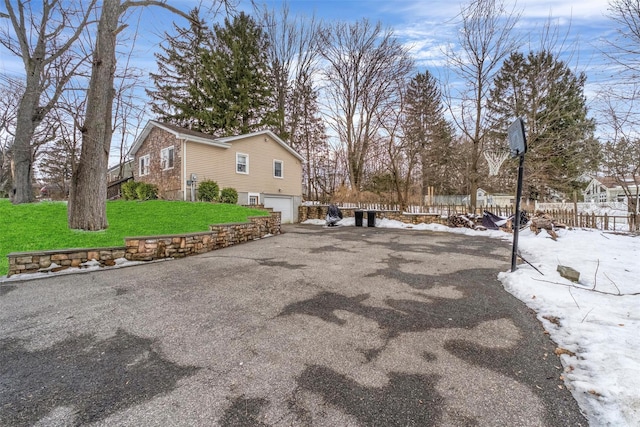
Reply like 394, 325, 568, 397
130, 121, 231, 155
214, 130, 305, 162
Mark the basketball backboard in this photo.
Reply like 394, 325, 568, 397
508, 118, 527, 158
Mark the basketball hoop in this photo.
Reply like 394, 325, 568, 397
483, 149, 510, 176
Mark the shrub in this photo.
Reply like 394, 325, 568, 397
135, 182, 158, 200
121, 180, 140, 200
219, 187, 238, 204
197, 179, 219, 202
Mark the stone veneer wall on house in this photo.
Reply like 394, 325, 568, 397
6, 212, 280, 278
135, 126, 183, 200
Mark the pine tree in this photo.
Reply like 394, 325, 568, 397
147, 8, 213, 130
487, 50, 600, 200
403, 71, 455, 198
198, 12, 276, 136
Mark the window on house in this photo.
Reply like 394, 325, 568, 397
161, 146, 174, 170
249, 194, 259, 205
274, 160, 283, 178
139, 155, 150, 176
236, 153, 248, 174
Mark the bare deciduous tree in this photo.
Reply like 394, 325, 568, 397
0, 0, 96, 204
261, 4, 321, 144
111, 28, 148, 182
67, 0, 232, 230
592, 0, 640, 217
318, 19, 414, 191
0, 78, 22, 195
607, 0, 640, 77
444, 0, 521, 209
599, 90, 640, 214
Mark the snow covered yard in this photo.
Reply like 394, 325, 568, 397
498, 227, 639, 427
307, 217, 639, 426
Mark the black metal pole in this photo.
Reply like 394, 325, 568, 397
511, 154, 525, 272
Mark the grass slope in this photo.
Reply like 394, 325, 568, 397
0, 199, 268, 277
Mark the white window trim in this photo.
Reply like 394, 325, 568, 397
273, 159, 284, 179
248, 192, 260, 205
236, 152, 249, 174
161, 146, 175, 170
139, 154, 150, 176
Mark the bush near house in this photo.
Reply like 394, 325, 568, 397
197, 180, 220, 202
121, 181, 158, 201
121, 180, 140, 200
220, 187, 238, 204
135, 183, 158, 200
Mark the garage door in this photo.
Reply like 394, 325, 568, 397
263, 196, 293, 224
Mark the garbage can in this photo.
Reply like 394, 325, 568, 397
355, 210, 364, 227
367, 210, 376, 227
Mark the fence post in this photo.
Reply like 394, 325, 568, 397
604, 213, 608, 231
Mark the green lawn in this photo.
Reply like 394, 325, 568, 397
0, 199, 268, 277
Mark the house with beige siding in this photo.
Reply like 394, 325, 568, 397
130, 121, 304, 223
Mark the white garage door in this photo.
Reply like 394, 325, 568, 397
263, 196, 293, 224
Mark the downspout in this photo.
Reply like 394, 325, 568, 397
182, 138, 187, 201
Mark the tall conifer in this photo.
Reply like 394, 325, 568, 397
487, 51, 599, 199
147, 8, 213, 131
198, 12, 276, 136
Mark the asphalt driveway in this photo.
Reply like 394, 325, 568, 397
0, 224, 587, 426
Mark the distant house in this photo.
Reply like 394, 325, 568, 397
106, 160, 134, 200
107, 160, 134, 183
459, 188, 514, 207
583, 176, 639, 203
130, 121, 304, 223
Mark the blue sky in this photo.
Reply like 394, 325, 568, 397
0, 0, 622, 161
119, 0, 617, 115
123, 0, 616, 87
0, 0, 617, 98
252, 0, 614, 92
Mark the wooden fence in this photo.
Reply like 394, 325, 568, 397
541, 210, 637, 232
328, 202, 638, 232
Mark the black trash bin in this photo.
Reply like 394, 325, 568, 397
367, 210, 376, 227
355, 210, 363, 227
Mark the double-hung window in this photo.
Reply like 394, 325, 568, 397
139, 154, 150, 176
273, 160, 283, 178
161, 146, 174, 170
236, 153, 248, 174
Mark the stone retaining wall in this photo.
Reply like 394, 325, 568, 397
298, 205, 446, 226
6, 211, 280, 278
125, 212, 280, 261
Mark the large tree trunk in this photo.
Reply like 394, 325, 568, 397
68, 0, 120, 230
10, 47, 47, 204
11, 88, 39, 204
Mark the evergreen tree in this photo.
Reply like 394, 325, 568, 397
487, 50, 600, 200
198, 12, 276, 136
403, 71, 455, 197
147, 8, 213, 131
